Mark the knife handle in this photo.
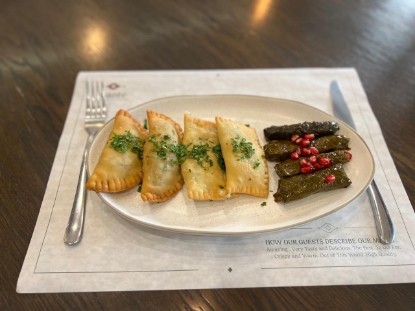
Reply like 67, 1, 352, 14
367, 180, 395, 244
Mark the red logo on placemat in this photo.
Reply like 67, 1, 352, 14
107, 83, 120, 90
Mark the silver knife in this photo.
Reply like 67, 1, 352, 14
330, 80, 395, 244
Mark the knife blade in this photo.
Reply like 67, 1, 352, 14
331, 81, 356, 130
330, 80, 395, 244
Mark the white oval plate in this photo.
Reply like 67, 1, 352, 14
87, 95, 375, 235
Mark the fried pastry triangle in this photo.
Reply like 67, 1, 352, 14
86, 109, 148, 192
216, 117, 269, 198
181, 114, 227, 200
141, 110, 184, 202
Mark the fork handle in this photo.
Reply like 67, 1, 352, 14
63, 134, 94, 245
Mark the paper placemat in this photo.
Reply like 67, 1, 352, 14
17, 69, 415, 293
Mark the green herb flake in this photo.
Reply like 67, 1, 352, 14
146, 134, 226, 171
189, 169, 192, 172
186, 143, 213, 169
143, 119, 148, 130
261, 202, 267, 207
231, 135, 256, 167
110, 131, 146, 159
219, 185, 224, 189
137, 186, 142, 193
148, 134, 171, 160
253, 160, 260, 169
212, 144, 226, 171
170, 143, 188, 165
245, 124, 250, 127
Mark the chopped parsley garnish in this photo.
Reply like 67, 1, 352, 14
137, 186, 142, 193
245, 124, 250, 127
110, 131, 146, 159
232, 136, 255, 159
169, 143, 188, 165
143, 119, 148, 130
148, 134, 172, 160
212, 144, 226, 171
145, 134, 226, 171
231, 135, 258, 168
187, 143, 213, 169
261, 202, 267, 206
219, 185, 224, 189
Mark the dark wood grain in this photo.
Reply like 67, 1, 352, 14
1, 0, 415, 310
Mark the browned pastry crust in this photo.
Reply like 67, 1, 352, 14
216, 117, 269, 198
181, 114, 227, 200
141, 110, 184, 202
86, 109, 148, 192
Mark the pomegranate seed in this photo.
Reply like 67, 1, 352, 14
299, 159, 309, 167
318, 157, 332, 166
309, 155, 317, 163
290, 152, 300, 160
303, 133, 315, 140
301, 148, 311, 156
301, 165, 316, 174
295, 137, 303, 144
314, 162, 324, 169
296, 147, 302, 154
299, 139, 311, 147
325, 174, 336, 183
345, 151, 352, 160
310, 146, 319, 155
291, 135, 300, 142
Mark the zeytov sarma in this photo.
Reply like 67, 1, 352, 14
274, 163, 352, 203
274, 150, 350, 177
264, 135, 350, 162
264, 121, 340, 141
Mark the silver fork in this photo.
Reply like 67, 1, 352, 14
64, 80, 107, 245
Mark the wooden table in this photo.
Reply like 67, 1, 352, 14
2, 0, 415, 309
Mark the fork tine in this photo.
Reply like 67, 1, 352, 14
86, 80, 91, 118
101, 81, 107, 117
85, 80, 106, 120
91, 80, 97, 117
95, 81, 102, 117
